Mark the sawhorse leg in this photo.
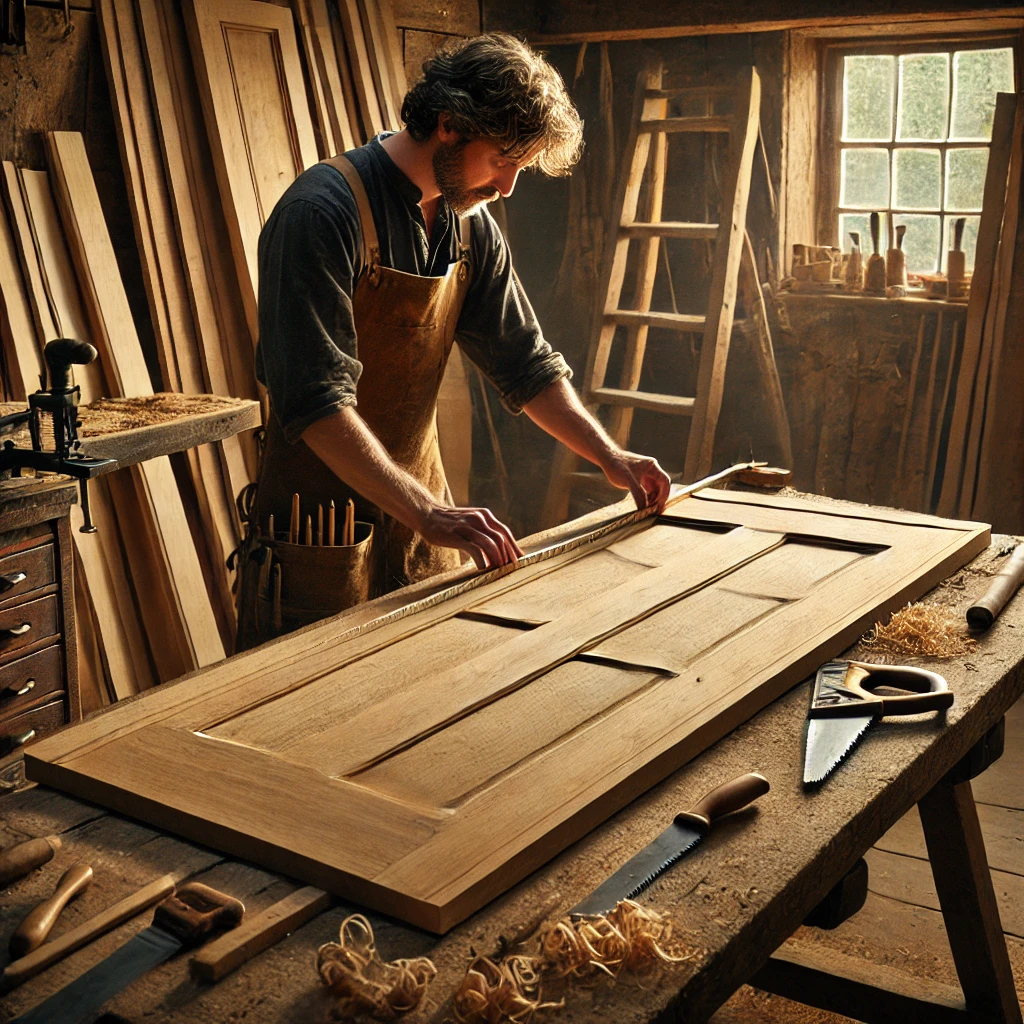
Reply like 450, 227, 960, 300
753, 719, 1021, 1023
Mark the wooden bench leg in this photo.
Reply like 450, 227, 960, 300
919, 777, 1022, 1024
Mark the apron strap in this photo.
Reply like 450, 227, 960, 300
457, 215, 471, 257
322, 154, 381, 277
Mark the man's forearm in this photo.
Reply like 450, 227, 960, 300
522, 377, 620, 469
302, 407, 438, 529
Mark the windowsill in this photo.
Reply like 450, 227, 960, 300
778, 287, 969, 313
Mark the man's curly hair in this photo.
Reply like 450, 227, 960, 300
401, 33, 583, 177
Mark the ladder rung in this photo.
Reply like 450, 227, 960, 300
605, 309, 706, 331
622, 221, 718, 240
589, 387, 695, 416
639, 116, 731, 134
645, 86, 734, 99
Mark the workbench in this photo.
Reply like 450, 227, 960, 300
0, 501, 1021, 1024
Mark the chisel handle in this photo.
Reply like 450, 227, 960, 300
0, 836, 61, 889
9, 862, 93, 958
685, 772, 770, 828
967, 545, 1024, 631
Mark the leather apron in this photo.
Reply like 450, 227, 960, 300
236, 154, 472, 651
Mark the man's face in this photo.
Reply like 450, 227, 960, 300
432, 135, 533, 216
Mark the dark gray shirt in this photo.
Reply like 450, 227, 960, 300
255, 137, 571, 443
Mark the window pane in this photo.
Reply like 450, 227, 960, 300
892, 148, 941, 210
945, 148, 988, 211
844, 55, 895, 141
841, 148, 890, 208
894, 214, 941, 274
943, 214, 980, 273
950, 48, 1015, 141
897, 53, 949, 141
839, 212, 887, 254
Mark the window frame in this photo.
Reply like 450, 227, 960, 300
818, 32, 1019, 268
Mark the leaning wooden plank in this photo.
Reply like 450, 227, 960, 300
43, 131, 225, 672
336, 0, 386, 140
0, 192, 43, 402
293, 0, 338, 158
134, 0, 257, 494
9, 167, 154, 698
325, 0, 367, 144
25, 492, 988, 933
306, 0, 358, 152
96, 0, 240, 639
357, 0, 402, 130
683, 67, 761, 481
375, 0, 408, 105
182, 0, 319, 343
937, 92, 1017, 518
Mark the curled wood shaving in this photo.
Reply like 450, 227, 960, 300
861, 603, 977, 659
452, 954, 562, 1024
538, 900, 691, 979
316, 914, 436, 1019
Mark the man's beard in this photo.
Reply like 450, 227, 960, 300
432, 139, 499, 216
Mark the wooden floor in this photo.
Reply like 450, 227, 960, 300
714, 691, 1024, 1022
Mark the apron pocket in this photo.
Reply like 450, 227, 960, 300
260, 522, 375, 634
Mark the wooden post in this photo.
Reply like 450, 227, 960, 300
918, 778, 1023, 1024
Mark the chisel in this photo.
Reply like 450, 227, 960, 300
0, 837, 62, 889
11, 883, 243, 1024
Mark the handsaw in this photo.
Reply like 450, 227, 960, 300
803, 660, 953, 787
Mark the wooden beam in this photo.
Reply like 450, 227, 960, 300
523, 4, 1024, 43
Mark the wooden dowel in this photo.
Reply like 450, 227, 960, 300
328, 500, 336, 546
290, 493, 299, 544
304, 515, 312, 547
272, 565, 282, 632
267, 513, 274, 542
345, 499, 355, 546
317, 505, 323, 546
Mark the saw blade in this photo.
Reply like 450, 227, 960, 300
803, 713, 875, 786
569, 817, 707, 918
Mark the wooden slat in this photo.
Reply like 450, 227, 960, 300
683, 68, 761, 481
293, 0, 339, 157
603, 308, 706, 330
304, 0, 358, 152
639, 116, 731, 133
182, 0, 320, 343
43, 131, 225, 674
357, 0, 405, 131
937, 92, 1017, 517
621, 220, 718, 239
0, 195, 43, 402
589, 387, 695, 415
336, 0, 385, 140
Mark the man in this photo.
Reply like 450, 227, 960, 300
238, 32, 670, 649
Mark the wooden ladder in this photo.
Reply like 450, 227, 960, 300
544, 64, 765, 524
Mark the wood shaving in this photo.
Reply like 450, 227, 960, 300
317, 914, 436, 1019
538, 900, 692, 979
861, 603, 976, 659
452, 954, 562, 1024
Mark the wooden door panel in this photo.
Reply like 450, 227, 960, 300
184, 0, 318, 339
26, 492, 989, 933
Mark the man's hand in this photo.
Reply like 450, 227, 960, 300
598, 451, 671, 513
416, 504, 523, 569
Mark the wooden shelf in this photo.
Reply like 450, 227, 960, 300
779, 289, 969, 314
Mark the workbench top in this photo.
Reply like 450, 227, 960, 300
0, 522, 1021, 1024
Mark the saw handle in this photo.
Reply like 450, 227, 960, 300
152, 882, 244, 948
845, 662, 953, 715
682, 772, 770, 828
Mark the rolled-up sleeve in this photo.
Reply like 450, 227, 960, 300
255, 197, 363, 443
455, 208, 571, 414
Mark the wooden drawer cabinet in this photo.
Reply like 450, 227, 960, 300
0, 478, 79, 765
0, 698, 65, 758
0, 645, 63, 718
0, 540, 56, 604
0, 595, 60, 662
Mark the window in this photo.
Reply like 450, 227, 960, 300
823, 39, 1016, 275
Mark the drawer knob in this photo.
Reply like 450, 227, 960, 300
1, 624, 31, 640
0, 729, 35, 756
0, 572, 27, 593
1, 678, 34, 701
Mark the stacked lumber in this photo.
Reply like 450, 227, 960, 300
937, 92, 1024, 532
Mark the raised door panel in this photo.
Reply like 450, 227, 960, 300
184, 0, 318, 339
25, 494, 989, 932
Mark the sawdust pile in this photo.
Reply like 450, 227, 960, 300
861, 603, 977, 659
80, 393, 242, 434
452, 954, 562, 1024
538, 900, 691, 978
316, 914, 436, 1019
